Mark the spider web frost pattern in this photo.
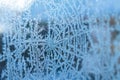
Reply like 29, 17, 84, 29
0, 0, 120, 80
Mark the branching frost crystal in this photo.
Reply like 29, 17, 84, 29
0, 0, 120, 80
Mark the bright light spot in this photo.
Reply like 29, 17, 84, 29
0, 0, 34, 12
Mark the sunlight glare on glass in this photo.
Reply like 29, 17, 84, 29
0, 0, 34, 12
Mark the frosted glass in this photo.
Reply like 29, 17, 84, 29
0, 0, 120, 80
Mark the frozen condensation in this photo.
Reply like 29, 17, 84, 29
0, 0, 120, 80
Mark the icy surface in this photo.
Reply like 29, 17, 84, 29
0, 0, 120, 80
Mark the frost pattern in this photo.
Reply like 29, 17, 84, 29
0, 0, 120, 80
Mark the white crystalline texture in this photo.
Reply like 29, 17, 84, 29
0, 0, 120, 80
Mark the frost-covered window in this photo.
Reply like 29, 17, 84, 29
0, 0, 120, 80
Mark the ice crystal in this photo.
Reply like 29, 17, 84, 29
0, 0, 120, 80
